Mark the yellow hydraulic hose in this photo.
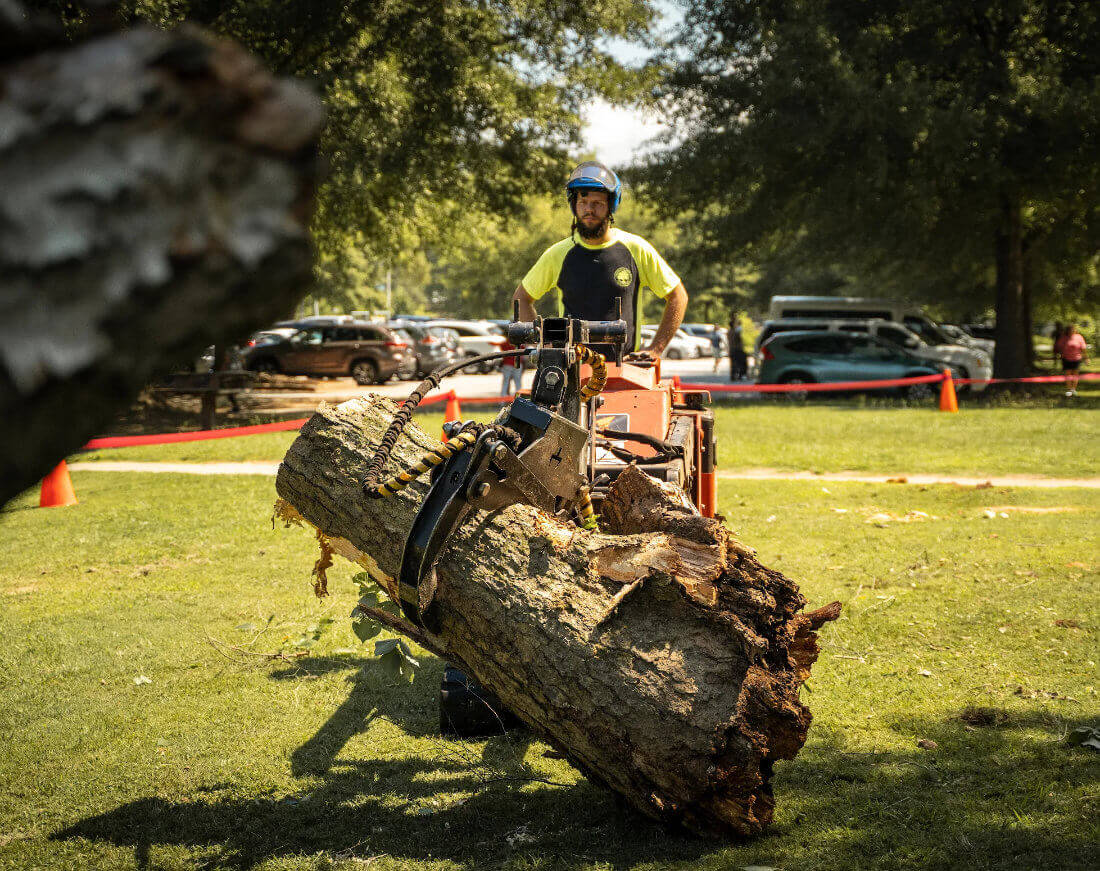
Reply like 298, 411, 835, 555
371, 430, 479, 498
576, 345, 608, 400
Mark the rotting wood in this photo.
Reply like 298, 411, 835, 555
275, 396, 840, 838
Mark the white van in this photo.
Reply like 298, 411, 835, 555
768, 296, 904, 321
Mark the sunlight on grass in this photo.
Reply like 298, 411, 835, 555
1, 469, 1097, 869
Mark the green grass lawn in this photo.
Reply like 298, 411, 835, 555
76, 404, 1100, 479
2, 468, 1097, 870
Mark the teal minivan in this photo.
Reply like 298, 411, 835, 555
757, 330, 946, 398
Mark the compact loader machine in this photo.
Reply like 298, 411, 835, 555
361, 306, 716, 734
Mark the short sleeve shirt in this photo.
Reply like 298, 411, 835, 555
1062, 333, 1086, 362
521, 228, 680, 352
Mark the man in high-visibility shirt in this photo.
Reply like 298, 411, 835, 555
512, 161, 687, 358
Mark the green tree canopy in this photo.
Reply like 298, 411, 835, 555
645, 0, 1100, 375
103, 0, 657, 304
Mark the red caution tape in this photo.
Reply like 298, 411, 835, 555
683, 371, 1099, 393
955, 373, 1100, 386
83, 418, 309, 449
80, 370, 1095, 448
678, 372, 946, 393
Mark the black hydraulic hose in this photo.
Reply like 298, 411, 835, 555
362, 348, 533, 494
596, 429, 681, 456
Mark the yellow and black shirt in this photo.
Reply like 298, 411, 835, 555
521, 228, 681, 352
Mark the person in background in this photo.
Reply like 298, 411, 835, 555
500, 338, 523, 396
1052, 322, 1065, 366
710, 326, 724, 372
512, 161, 687, 359
1058, 324, 1088, 397
728, 312, 747, 381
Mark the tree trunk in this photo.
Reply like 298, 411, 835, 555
993, 197, 1030, 378
0, 9, 323, 507
1021, 241, 1035, 369
274, 397, 840, 838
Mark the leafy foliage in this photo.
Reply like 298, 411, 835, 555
350, 572, 416, 678
645, 0, 1100, 370
113, 0, 657, 306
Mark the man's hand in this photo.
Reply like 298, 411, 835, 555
512, 284, 537, 322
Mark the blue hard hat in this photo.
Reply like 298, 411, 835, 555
566, 161, 622, 213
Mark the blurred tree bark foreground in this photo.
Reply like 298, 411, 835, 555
0, 2, 323, 507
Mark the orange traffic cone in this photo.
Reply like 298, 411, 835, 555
441, 390, 462, 441
939, 368, 958, 413
39, 460, 78, 507
444, 390, 462, 422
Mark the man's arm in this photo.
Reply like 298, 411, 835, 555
512, 284, 537, 322
642, 283, 688, 356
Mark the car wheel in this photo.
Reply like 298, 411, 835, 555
779, 373, 812, 402
250, 358, 279, 375
666, 348, 683, 360
905, 381, 935, 402
350, 359, 379, 385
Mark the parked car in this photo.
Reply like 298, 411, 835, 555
963, 323, 997, 342
640, 327, 700, 360
681, 323, 729, 355
902, 313, 995, 355
768, 295, 904, 322
241, 319, 411, 384
756, 330, 947, 399
939, 323, 995, 354
675, 327, 712, 357
426, 320, 506, 372
767, 295, 995, 355
388, 322, 459, 377
753, 318, 991, 391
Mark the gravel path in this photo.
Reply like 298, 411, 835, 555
67, 461, 1100, 488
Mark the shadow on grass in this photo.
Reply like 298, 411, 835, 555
774, 709, 1100, 870
53, 681, 1100, 871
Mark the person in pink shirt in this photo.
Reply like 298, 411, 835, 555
1058, 324, 1089, 396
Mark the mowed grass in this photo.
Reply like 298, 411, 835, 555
715, 403, 1100, 478
76, 403, 1100, 479
1, 464, 1097, 870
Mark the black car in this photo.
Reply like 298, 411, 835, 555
242, 318, 411, 384
388, 323, 460, 378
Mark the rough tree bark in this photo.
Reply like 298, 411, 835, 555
0, 4, 323, 507
274, 397, 840, 838
993, 196, 1030, 379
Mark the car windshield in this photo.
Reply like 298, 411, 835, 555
906, 315, 953, 345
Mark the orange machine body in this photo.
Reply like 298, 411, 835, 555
581, 360, 716, 517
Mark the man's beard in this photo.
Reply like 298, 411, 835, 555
576, 215, 610, 239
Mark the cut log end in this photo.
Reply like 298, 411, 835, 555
275, 398, 840, 838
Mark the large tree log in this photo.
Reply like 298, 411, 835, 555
0, 4, 322, 506
275, 397, 840, 838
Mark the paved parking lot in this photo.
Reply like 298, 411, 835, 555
241, 357, 744, 412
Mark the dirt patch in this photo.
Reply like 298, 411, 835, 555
957, 707, 1012, 729
982, 505, 1081, 514
5, 584, 37, 596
